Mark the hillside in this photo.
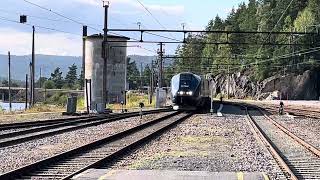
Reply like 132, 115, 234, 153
0, 54, 163, 81
173, 0, 320, 81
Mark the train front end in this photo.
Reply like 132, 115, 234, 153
171, 72, 202, 110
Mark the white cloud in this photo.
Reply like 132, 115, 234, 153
0, 28, 82, 56
72, 0, 185, 15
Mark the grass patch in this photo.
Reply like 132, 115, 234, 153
129, 153, 164, 169
179, 135, 226, 145
108, 93, 155, 110
25, 104, 64, 113
128, 150, 209, 169
77, 97, 85, 110
126, 93, 155, 108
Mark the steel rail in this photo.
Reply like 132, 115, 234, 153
0, 109, 172, 148
0, 109, 170, 139
245, 107, 298, 180
0, 109, 169, 131
259, 108, 320, 157
0, 111, 192, 180
263, 105, 320, 119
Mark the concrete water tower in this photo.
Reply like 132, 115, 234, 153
84, 34, 130, 113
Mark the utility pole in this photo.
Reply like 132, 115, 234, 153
157, 42, 164, 88
31, 26, 35, 107
29, 62, 32, 107
150, 60, 154, 104
102, 1, 109, 107
140, 62, 143, 92
227, 64, 230, 99
124, 57, 128, 105
82, 25, 87, 91
25, 74, 28, 110
39, 67, 42, 88
8, 51, 12, 112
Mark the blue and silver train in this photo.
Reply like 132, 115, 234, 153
170, 72, 210, 110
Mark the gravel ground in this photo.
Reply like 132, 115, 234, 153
0, 112, 173, 174
251, 110, 319, 180
0, 112, 76, 124
230, 99, 320, 112
271, 115, 320, 149
109, 106, 284, 179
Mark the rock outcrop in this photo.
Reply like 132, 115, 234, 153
209, 70, 320, 100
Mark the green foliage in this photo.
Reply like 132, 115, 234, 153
50, 67, 64, 89
169, 0, 320, 81
45, 93, 68, 106
126, 93, 155, 108
43, 80, 55, 89
77, 97, 85, 110
78, 69, 84, 90
142, 65, 152, 86
64, 64, 78, 89
294, 7, 315, 32
36, 77, 48, 88
127, 57, 140, 89
1, 80, 19, 87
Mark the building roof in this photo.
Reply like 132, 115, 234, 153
86, 34, 130, 40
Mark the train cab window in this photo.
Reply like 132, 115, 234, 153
179, 74, 200, 90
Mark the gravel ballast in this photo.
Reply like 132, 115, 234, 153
109, 106, 284, 179
0, 112, 173, 174
271, 115, 320, 149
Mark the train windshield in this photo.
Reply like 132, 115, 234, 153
179, 74, 200, 90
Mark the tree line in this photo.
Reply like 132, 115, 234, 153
41, 64, 83, 90
169, 0, 320, 81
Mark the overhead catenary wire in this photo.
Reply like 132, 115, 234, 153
258, 0, 295, 53
22, 0, 102, 33
135, 0, 168, 30
135, 0, 180, 40
0, 8, 71, 23
0, 15, 81, 36
229, 46, 320, 70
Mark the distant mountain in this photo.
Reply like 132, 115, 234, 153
129, 55, 174, 71
0, 54, 173, 81
0, 54, 82, 81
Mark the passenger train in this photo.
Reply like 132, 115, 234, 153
170, 72, 211, 110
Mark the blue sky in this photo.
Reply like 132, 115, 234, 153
0, 0, 248, 56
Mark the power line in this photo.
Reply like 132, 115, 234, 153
230, 46, 320, 70
22, 0, 102, 33
22, 0, 177, 45
258, 0, 295, 53
135, 0, 179, 40
135, 0, 167, 30
145, 32, 180, 41
0, 8, 70, 23
0, 15, 81, 36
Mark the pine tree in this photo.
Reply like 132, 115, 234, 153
142, 65, 152, 86
78, 69, 84, 90
127, 58, 140, 90
50, 67, 64, 89
65, 64, 78, 89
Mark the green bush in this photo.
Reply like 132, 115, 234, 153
77, 97, 85, 110
45, 93, 68, 107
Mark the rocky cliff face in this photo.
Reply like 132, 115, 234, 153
210, 70, 320, 100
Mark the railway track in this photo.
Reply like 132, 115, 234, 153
0, 111, 192, 180
0, 109, 171, 148
260, 105, 320, 119
246, 106, 320, 180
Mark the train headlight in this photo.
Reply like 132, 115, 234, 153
178, 91, 185, 95
186, 91, 193, 96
